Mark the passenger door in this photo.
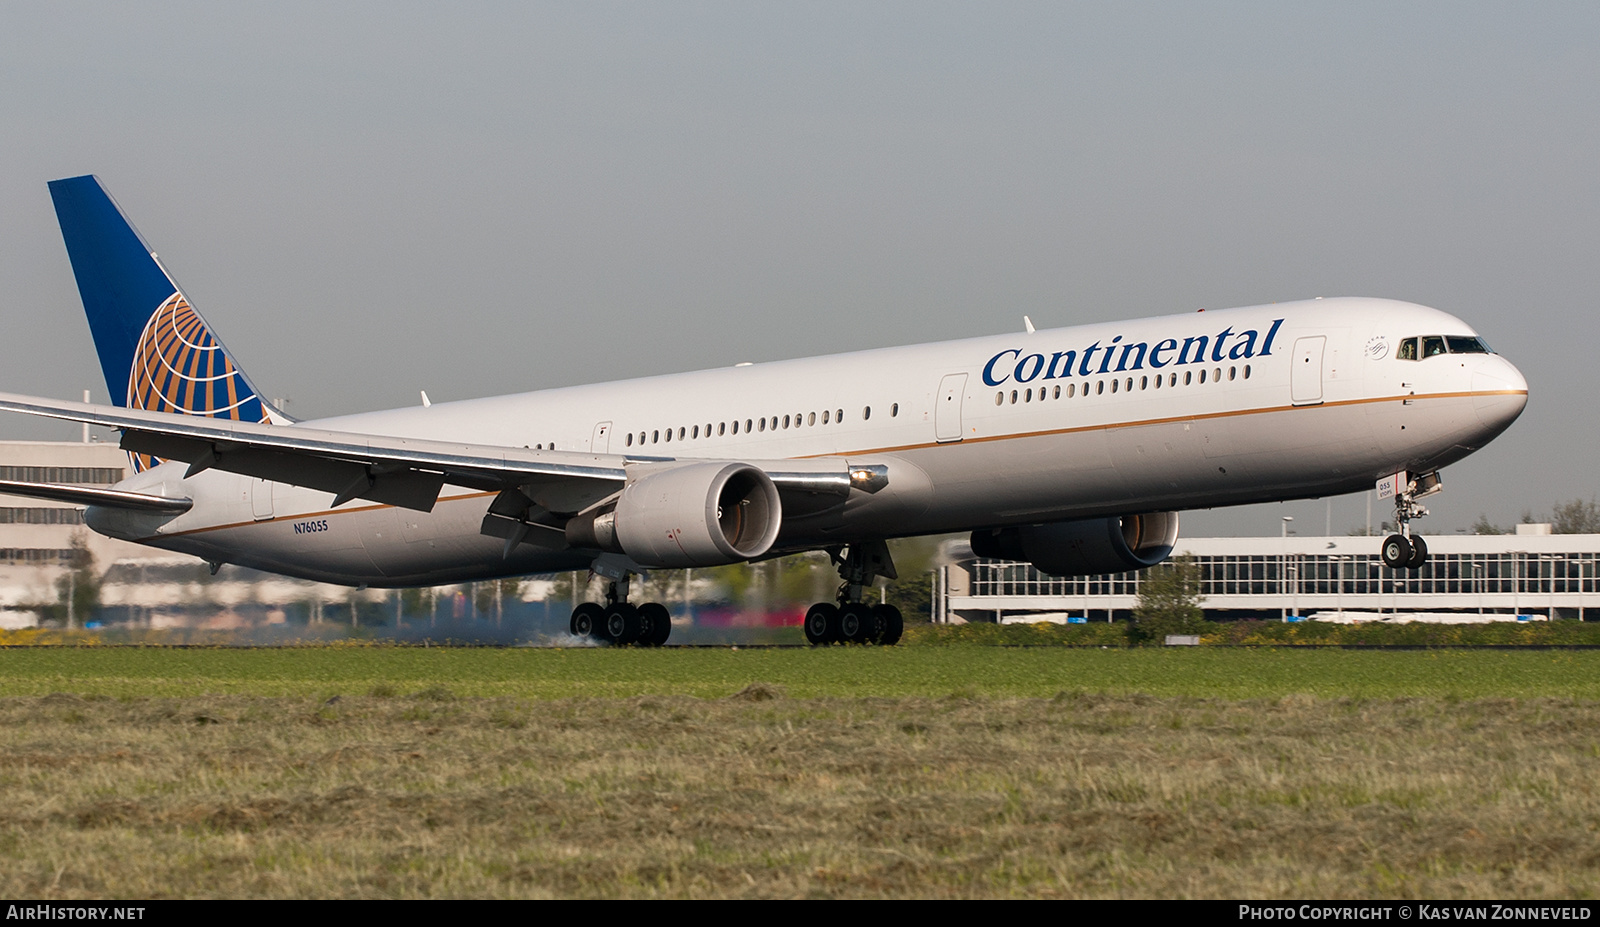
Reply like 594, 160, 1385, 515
1291, 336, 1326, 405
936, 374, 967, 443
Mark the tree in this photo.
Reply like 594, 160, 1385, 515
54, 532, 100, 629
1551, 498, 1600, 535
1471, 513, 1508, 535
884, 569, 935, 622
1127, 554, 1205, 646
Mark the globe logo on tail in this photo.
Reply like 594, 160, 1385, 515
126, 292, 268, 471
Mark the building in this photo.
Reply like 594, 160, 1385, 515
938, 529, 1600, 624
0, 439, 159, 620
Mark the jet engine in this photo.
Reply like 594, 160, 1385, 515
565, 462, 782, 568
969, 512, 1180, 576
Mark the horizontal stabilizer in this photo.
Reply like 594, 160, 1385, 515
0, 479, 193, 513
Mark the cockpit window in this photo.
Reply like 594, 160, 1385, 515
1400, 334, 1494, 360
1446, 335, 1491, 354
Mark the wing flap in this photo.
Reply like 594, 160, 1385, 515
119, 432, 447, 511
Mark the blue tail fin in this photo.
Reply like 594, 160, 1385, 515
49, 176, 285, 470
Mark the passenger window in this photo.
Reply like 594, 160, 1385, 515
719, 423, 726, 436
1169, 372, 1177, 386
1397, 338, 1418, 361
995, 392, 1004, 406
1423, 336, 1446, 358
1153, 375, 1161, 389
1010, 391, 1018, 405
652, 430, 659, 444
1067, 383, 1075, 398
664, 428, 672, 443
1199, 369, 1207, 384
1140, 376, 1148, 390
863, 407, 871, 421
1244, 365, 1251, 379
1228, 366, 1236, 381
891, 403, 899, 417
1125, 377, 1133, 392
678, 427, 685, 440
1096, 380, 1104, 395
808, 412, 816, 426
746, 419, 754, 432
626, 434, 633, 447
837, 409, 844, 422
692, 425, 699, 439
758, 418, 766, 432
1184, 371, 1193, 385
1053, 385, 1061, 399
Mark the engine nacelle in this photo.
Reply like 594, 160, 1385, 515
565, 462, 782, 568
969, 512, 1180, 577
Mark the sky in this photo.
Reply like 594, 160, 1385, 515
2, 2, 1596, 537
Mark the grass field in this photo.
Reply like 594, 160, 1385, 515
2, 645, 1600, 700
3, 646, 1600, 898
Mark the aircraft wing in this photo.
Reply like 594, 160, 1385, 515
0, 390, 628, 514
0, 392, 856, 517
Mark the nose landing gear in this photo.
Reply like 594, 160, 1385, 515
1379, 470, 1442, 571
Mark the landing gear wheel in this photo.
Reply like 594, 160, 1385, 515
839, 603, 876, 644
1406, 535, 1429, 570
570, 602, 603, 639
804, 603, 839, 645
872, 604, 904, 646
636, 602, 672, 647
1381, 534, 1412, 570
603, 603, 640, 645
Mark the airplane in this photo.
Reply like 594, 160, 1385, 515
0, 175, 1528, 646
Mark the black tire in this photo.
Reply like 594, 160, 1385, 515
873, 603, 904, 646
1406, 535, 1429, 570
637, 602, 672, 646
804, 603, 838, 645
570, 602, 603, 639
604, 603, 640, 645
840, 603, 875, 644
1381, 534, 1411, 570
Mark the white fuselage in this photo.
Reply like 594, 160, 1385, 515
91, 297, 1528, 586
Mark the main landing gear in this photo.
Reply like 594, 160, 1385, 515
570, 576, 672, 646
803, 541, 905, 646
1379, 470, 1443, 571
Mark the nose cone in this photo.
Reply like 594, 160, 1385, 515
1471, 355, 1528, 439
